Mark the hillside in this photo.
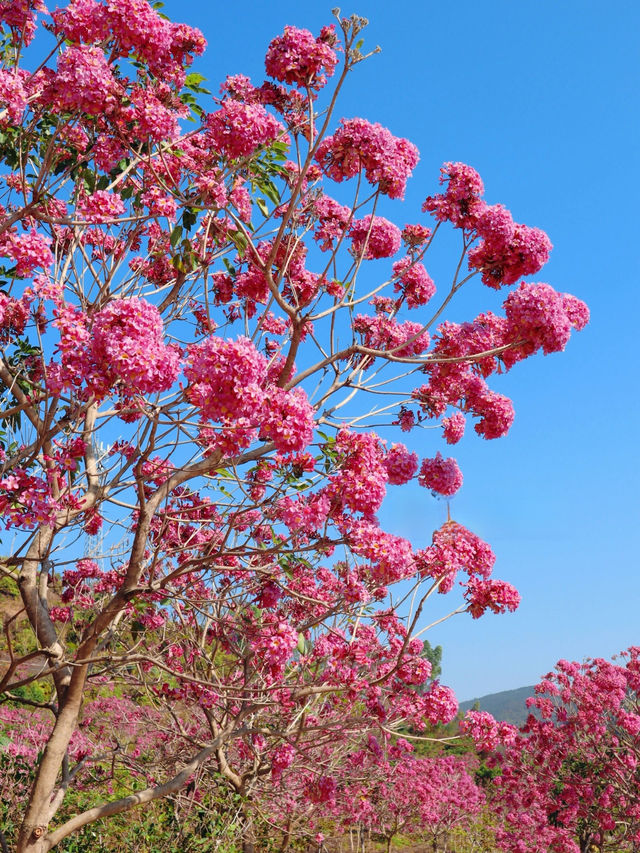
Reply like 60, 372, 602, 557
459, 685, 537, 726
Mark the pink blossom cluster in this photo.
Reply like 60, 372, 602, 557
260, 386, 315, 453
347, 519, 415, 584
91, 298, 181, 396
311, 194, 352, 252
417, 452, 463, 496
464, 577, 521, 618
252, 619, 299, 679
328, 429, 388, 514
442, 411, 466, 444
0, 466, 62, 529
503, 281, 590, 360
0, 0, 46, 46
0, 227, 53, 277
353, 315, 430, 359
468, 204, 552, 288
384, 443, 418, 485
415, 521, 496, 593
265, 25, 338, 91
392, 256, 436, 307
423, 161, 485, 229
412, 281, 587, 441
276, 492, 330, 539
0, 292, 30, 342
348, 215, 402, 260
401, 223, 431, 249
206, 100, 285, 160
185, 335, 268, 423
423, 162, 552, 287
50, 45, 121, 115
315, 117, 419, 199
77, 190, 126, 223
52, 0, 206, 85
0, 68, 28, 123
460, 710, 517, 751
185, 334, 315, 455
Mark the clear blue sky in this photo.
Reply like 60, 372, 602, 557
162, 0, 639, 700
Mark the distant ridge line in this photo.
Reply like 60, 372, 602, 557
459, 685, 537, 726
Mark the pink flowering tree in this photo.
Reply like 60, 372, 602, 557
489, 649, 640, 853
0, 1, 588, 850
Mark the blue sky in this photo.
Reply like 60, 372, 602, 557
160, 0, 640, 700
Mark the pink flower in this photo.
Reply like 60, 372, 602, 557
52, 45, 121, 115
315, 117, 419, 199
418, 452, 463, 496
423, 162, 485, 229
77, 190, 125, 223
392, 256, 436, 307
468, 204, 552, 288
265, 25, 338, 91
349, 215, 402, 259
384, 443, 418, 485
442, 412, 466, 444
91, 298, 180, 396
465, 577, 520, 618
206, 100, 285, 160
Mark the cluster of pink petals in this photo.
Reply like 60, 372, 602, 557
312, 194, 351, 252
423, 162, 485, 229
91, 298, 180, 396
465, 577, 521, 618
328, 429, 388, 514
0, 68, 27, 123
418, 452, 463, 496
442, 411, 466, 444
51, 45, 121, 115
401, 223, 431, 248
0, 227, 53, 277
260, 386, 315, 453
384, 443, 418, 485
52, 0, 206, 84
0, 292, 30, 342
348, 519, 415, 584
185, 335, 315, 455
77, 190, 126, 223
315, 117, 419, 199
460, 709, 517, 751
353, 315, 430, 359
468, 204, 552, 288
185, 335, 268, 423
415, 521, 495, 593
0, 0, 46, 46
265, 25, 338, 91
206, 100, 285, 160
424, 163, 552, 288
251, 620, 299, 679
348, 215, 402, 260
504, 281, 590, 360
392, 256, 436, 307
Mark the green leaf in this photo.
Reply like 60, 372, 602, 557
256, 198, 269, 218
170, 226, 183, 248
185, 72, 206, 87
354, 38, 364, 50
297, 633, 306, 654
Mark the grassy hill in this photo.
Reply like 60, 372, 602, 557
459, 685, 537, 726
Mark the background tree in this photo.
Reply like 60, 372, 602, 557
489, 649, 640, 853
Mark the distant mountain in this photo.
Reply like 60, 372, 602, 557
459, 685, 537, 726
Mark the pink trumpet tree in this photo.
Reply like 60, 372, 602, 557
490, 649, 640, 853
0, 1, 587, 851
